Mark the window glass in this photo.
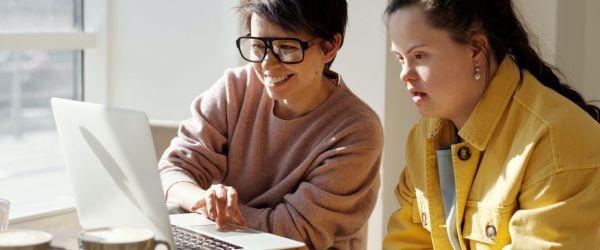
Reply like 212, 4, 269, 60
0, 0, 82, 31
0, 0, 83, 219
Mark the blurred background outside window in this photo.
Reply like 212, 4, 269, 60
0, 0, 83, 219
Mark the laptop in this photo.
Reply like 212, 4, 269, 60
51, 98, 305, 250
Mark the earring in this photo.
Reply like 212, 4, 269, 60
474, 66, 481, 80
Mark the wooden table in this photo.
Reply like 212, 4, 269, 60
9, 210, 83, 250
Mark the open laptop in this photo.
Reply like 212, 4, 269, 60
51, 98, 305, 250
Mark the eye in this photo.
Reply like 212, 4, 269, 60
278, 45, 300, 55
395, 54, 404, 64
273, 40, 301, 53
279, 45, 299, 50
415, 53, 424, 60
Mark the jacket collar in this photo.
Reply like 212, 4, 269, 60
458, 55, 521, 151
426, 56, 521, 151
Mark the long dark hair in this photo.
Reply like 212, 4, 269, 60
238, 0, 348, 70
385, 0, 600, 123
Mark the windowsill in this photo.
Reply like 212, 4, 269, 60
8, 199, 81, 250
9, 197, 76, 224
0, 32, 96, 50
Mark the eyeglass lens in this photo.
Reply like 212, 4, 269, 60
238, 38, 304, 63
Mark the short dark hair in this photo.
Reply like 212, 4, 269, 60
238, 0, 348, 70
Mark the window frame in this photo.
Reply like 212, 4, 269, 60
0, 0, 107, 221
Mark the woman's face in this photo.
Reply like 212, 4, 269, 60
388, 5, 487, 128
250, 13, 331, 110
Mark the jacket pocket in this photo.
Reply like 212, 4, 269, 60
462, 202, 515, 248
413, 191, 432, 232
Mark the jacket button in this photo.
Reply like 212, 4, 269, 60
486, 224, 496, 240
458, 147, 471, 161
421, 212, 428, 226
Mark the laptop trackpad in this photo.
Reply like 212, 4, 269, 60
170, 213, 259, 238
190, 224, 260, 238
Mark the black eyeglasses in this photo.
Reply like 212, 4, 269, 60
236, 34, 319, 64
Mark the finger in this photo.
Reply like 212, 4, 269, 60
214, 185, 228, 228
190, 197, 206, 213
238, 216, 247, 227
225, 205, 245, 227
223, 212, 246, 228
191, 201, 209, 221
233, 209, 247, 227
205, 189, 217, 220
225, 187, 238, 217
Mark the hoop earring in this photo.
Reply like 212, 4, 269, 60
474, 66, 481, 80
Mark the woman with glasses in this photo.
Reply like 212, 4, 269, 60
158, 0, 383, 248
383, 0, 600, 249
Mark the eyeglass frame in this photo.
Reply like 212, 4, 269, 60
235, 34, 319, 64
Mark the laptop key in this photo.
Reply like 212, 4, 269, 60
172, 224, 243, 250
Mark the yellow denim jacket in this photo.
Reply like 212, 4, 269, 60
384, 56, 600, 249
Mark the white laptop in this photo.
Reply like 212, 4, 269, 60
51, 98, 305, 250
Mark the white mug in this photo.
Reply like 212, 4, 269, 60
78, 228, 171, 250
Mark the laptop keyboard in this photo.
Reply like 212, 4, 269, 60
172, 224, 243, 250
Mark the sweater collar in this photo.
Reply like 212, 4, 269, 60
268, 70, 347, 126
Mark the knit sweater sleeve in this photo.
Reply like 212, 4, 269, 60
158, 67, 248, 195
239, 113, 384, 249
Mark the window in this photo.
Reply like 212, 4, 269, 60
0, 0, 93, 219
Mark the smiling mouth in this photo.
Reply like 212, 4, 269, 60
264, 74, 293, 86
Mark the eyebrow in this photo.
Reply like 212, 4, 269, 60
390, 43, 427, 55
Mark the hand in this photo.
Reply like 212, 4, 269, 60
191, 184, 247, 229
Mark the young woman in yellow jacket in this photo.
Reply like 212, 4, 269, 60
383, 0, 600, 249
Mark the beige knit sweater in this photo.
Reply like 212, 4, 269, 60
159, 64, 383, 249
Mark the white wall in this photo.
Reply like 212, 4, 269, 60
516, 0, 600, 100
583, 0, 600, 100
514, 0, 558, 64
106, 0, 239, 120
556, 0, 585, 89
336, 1, 388, 116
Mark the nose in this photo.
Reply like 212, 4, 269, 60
261, 48, 279, 68
399, 62, 417, 84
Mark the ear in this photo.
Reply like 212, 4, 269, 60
470, 32, 489, 66
321, 33, 343, 64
